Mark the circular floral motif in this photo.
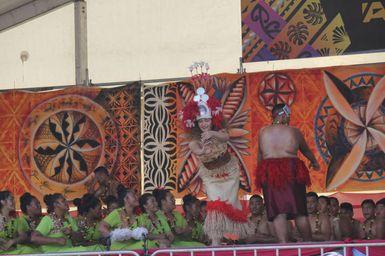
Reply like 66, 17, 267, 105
33, 111, 102, 184
342, 104, 385, 153
314, 73, 385, 182
19, 95, 118, 200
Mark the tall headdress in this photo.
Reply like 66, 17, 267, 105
180, 62, 223, 130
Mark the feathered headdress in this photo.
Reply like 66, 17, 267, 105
180, 87, 223, 130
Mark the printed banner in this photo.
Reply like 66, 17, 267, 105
250, 63, 385, 192
0, 84, 141, 204
241, 0, 385, 62
143, 63, 385, 198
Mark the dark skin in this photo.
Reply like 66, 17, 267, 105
246, 197, 276, 243
0, 195, 28, 250
31, 196, 76, 246
358, 203, 383, 239
144, 196, 174, 248
339, 208, 360, 240
161, 192, 192, 236
307, 196, 331, 241
99, 191, 139, 238
88, 172, 121, 200
257, 112, 319, 243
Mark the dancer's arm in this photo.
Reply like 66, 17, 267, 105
201, 130, 229, 142
297, 129, 320, 170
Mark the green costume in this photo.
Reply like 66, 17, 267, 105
35, 213, 99, 253
103, 208, 143, 250
166, 211, 205, 247
135, 211, 172, 248
76, 217, 105, 250
0, 215, 36, 254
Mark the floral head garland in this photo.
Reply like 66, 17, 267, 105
180, 87, 223, 131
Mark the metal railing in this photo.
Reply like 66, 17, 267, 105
21, 250, 141, 256
151, 242, 385, 256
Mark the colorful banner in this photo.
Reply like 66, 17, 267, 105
241, 0, 385, 62
0, 84, 141, 204
143, 63, 385, 198
250, 63, 385, 192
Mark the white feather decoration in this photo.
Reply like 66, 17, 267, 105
110, 228, 132, 242
131, 227, 149, 240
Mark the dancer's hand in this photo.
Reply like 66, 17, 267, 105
201, 131, 213, 142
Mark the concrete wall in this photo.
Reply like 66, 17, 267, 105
0, 0, 384, 89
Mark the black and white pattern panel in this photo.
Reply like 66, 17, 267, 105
143, 84, 177, 193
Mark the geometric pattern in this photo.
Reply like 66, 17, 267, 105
250, 64, 385, 192
95, 84, 142, 194
0, 84, 141, 204
242, 0, 351, 62
143, 84, 177, 194
314, 72, 385, 186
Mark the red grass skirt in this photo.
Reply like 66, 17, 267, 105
256, 158, 311, 221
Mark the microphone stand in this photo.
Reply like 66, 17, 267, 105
143, 233, 149, 256
106, 235, 111, 251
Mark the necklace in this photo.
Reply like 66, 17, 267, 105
251, 215, 262, 233
50, 212, 67, 234
78, 217, 97, 241
120, 208, 134, 228
164, 211, 176, 232
0, 215, 16, 239
313, 212, 320, 233
362, 218, 374, 239
26, 215, 40, 231
148, 213, 164, 234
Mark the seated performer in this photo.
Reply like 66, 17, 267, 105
87, 166, 123, 203
74, 194, 104, 249
256, 103, 320, 243
246, 195, 276, 243
359, 199, 378, 240
153, 189, 204, 247
32, 193, 99, 253
183, 194, 207, 244
99, 187, 144, 250
306, 192, 331, 241
181, 87, 252, 246
374, 198, 385, 239
136, 194, 174, 248
18, 193, 43, 252
18, 192, 42, 236
0, 191, 36, 254
329, 197, 340, 219
339, 202, 360, 240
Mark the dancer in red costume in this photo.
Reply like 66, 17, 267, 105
181, 87, 252, 246
256, 103, 320, 243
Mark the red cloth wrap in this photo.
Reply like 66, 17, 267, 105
206, 200, 248, 223
255, 158, 311, 189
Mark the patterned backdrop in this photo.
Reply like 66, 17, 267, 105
1, 64, 384, 203
0, 84, 141, 204
143, 74, 253, 198
250, 63, 385, 192
143, 84, 178, 193
143, 63, 385, 197
241, 0, 351, 62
